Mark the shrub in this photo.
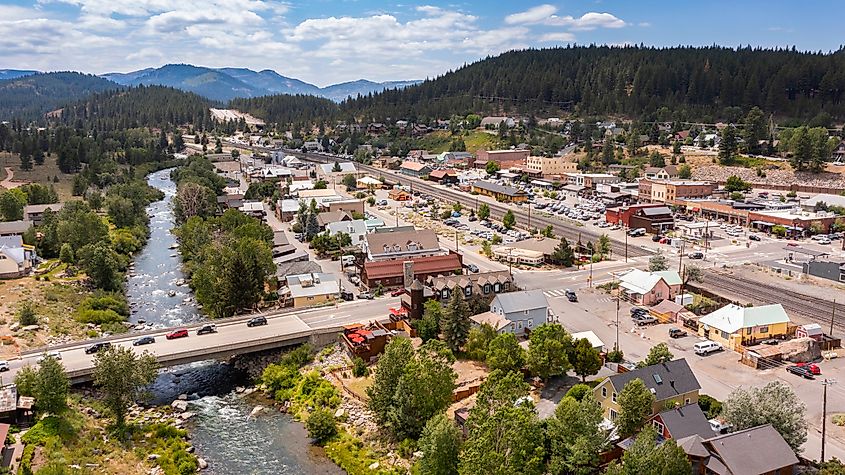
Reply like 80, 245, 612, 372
565, 383, 592, 401
18, 303, 37, 326
606, 349, 624, 363
698, 394, 723, 419
352, 357, 368, 377
78, 293, 129, 316
76, 309, 123, 325
306, 409, 337, 445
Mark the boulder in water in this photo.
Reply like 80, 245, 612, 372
171, 400, 188, 412
197, 458, 208, 470
248, 405, 265, 418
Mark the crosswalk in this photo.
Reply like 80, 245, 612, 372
544, 289, 570, 298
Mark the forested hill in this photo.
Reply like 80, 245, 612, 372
342, 45, 845, 122
0, 72, 118, 121
57, 85, 214, 130
228, 94, 340, 126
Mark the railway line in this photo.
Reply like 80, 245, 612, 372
294, 151, 653, 259
702, 270, 842, 331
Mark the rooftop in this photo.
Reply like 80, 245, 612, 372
470, 311, 512, 331
698, 304, 791, 334
363, 253, 462, 279
471, 180, 526, 197
704, 424, 798, 475
619, 269, 681, 295
657, 403, 714, 440
399, 161, 429, 172
23, 202, 64, 215
492, 289, 548, 314
318, 162, 357, 174
365, 228, 440, 258
607, 359, 700, 401
286, 273, 340, 298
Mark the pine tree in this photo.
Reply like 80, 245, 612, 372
441, 291, 471, 353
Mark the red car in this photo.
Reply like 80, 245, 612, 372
166, 328, 189, 340
796, 362, 821, 375
390, 288, 406, 297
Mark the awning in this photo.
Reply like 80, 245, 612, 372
751, 220, 775, 226
562, 184, 585, 192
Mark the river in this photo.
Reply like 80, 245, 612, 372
130, 169, 343, 475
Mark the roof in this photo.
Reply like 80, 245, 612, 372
327, 219, 367, 237
704, 424, 798, 475
399, 161, 430, 172
471, 180, 526, 197
427, 271, 512, 290
676, 434, 710, 458
0, 220, 29, 235
0, 246, 25, 264
653, 270, 682, 286
470, 311, 512, 331
357, 176, 382, 186
0, 384, 17, 413
0, 423, 8, 448
651, 299, 685, 316
298, 189, 341, 199
606, 359, 700, 401
640, 206, 673, 217
657, 404, 715, 440
619, 269, 678, 295
276, 260, 322, 279
802, 193, 845, 210
272, 231, 290, 248
286, 273, 340, 298
278, 199, 300, 213
364, 253, 462, 280
492, 290, 549, 315
365, 228, 440, 257
572, 330, 604, 350
23, 202, 63, 215
317, 211, 351, 227
319, 162, 357, 174
699, 304, 791, 334
429, 169, 458, 179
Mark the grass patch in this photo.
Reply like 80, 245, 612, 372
324, 431, 404, 475
344, 376, 373, 401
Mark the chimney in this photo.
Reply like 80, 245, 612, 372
403, 261, 414, 288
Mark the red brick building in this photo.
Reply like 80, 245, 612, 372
606, 203, 668, 227
362, 252, 463, 288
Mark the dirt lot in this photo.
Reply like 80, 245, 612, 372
0, 151, 74, 200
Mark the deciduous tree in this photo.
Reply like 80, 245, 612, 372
527, 323, 572, 381
572, 338, 602, 382
367, 337, 414, 425
616, 378, 655, 438
416, 413, 462, 475
721, 381, 807, 452
35, 356, 69, 415
465, 323, 497, 361
486, 332, 526, 373
547, 394, 607, 475
637, 342, 674, 368
93, 346, 158, 431
502, 210, 516, 230
603, 427, 690, 475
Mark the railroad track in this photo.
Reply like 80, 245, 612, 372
702, 270, 843, 331
296, 152, 653, 259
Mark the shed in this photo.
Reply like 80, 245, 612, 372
571, 331, 605, 351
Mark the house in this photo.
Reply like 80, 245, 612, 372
429, 169, 459, 184
356, 176, 382, 190
426, 271, 513, 302
399, 161, 432, 178
649, 299, 689, 323
618, 269, 682, 306
283, 272, 340, 308
694, 133, 720, 148
316, 210, 352, 229
697, 304, 791, 350
643, 166, 679, 180
480, 116, 515, 129
0, 221, 29, 238
795, 323, 824, 341
364, 228, 443, 261
342, 322, 394, 362
648, 403, 715, 443
272, 231, 297, 258
593, 359, 701, 423
275, 199, 300, 222
327, 219, 368, 246
23, 203, 63, 226
0, 237, 32, 279
239, 201, 265, 218
388, 189, 412, 201
471, 290, 550, 335
471, 181, 528, 203
701, 424, 798, 475
362, 252, 463, 288
571, 331, 605, 352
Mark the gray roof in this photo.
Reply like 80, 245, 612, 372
704, 424, 798, 475
640, 206, 673, 217
327, 219, 367, 239
319, 162, 357, 174
276, 260, 322, 279
657, 404, 715, 440
0, 220, 29, 235
608, 359, 700, 401
23, 202, 63, 215
472, 180, 526, 198
492, 289, 548, 314
0, 236, 23, 248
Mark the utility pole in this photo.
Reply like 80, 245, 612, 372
527, 202, 532, 231
822, 378, 837, 462
625, 231, 628, 263
830, 299, 837, 337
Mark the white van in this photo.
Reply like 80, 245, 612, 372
694, 341, 723, 355
0, 360, 8, 372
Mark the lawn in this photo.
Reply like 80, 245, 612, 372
413, 130, 507, 154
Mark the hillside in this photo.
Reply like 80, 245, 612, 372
228, 94, 339, 125
343, 45, 845, 122
320, 79, 421, 102
0, 69, 37, 81
0, 72, 119, 121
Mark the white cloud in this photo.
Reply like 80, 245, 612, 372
539, 32, 576, 43
638, 22, 651, 27
546, 12, 626, 30
505, 4, 557, 25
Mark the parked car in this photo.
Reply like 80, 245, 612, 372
760, 338, 780, 345
133, 336, 156, 346
85, 342, 112, 354
651, 235, 662, 242
166, 328, 189, 340
796, 362, 821, 375
633, 314, 658, 326
748, 234, 761, 241
819, 237, 832, 245
565, 289, 578, 302
390, 288, 405, 297
0, 360, 8, 372
630, 307, 648, 317
693, 341, 723, 355
466, 264, 479, 273
197, 324, 217, 335
358, 292, 374, 300
628, 228, 646, 237
36, 351, 62, 363
247, 316, 268, 327
786, 365, 815, 379
668, 327, 688, 338
687, 251, 705, 259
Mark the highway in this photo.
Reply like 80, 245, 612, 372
6, 297, 399, 383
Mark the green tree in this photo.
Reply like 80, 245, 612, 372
743, 106, 767, 155
485, 161, 500, 175
477, 203, 490, 220
59, 243, 75, 264
597, 234, 611, 259
637, 343, 674, 368
14, 366, 38, 398
36, 356, 69, 415
306, 409, 337, 445
724, 175, 751, 192
648, 252, 668, 272
341, 174, 357, 189
540, 225, 554, 238
81, 242, 123, 291
547, 394, 607, 475
93, 346, 158, 431
819, 458, 845, 475
527, 323, 572, 381
615, 378, 656, 438
465, 323, 497, 361
441, 291, 471, 353
486, 333, 526, 373
481, 240, 492, 258
173, 182, 216, 223
601, 137, 616, 165
502, 210, 516, 230
572, 338, 602, 382
648, 151, 665, 167
551, 237, 575, 267
721, 381, 807, 452
416, 413, 462, 475
0, 189, 27, 221
603, 427, 690, 475
332, 161, 342, 172
677, 164, 692, 179
367, 337, 414, 425
17, 302, 37, 326
416, 300, 444, 342
718, 126, 738, 164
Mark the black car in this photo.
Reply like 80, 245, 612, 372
133, 336, 156, 346
786, 365, 815, 379
85, 342, 111, 354
565, 289, 578, 302
247, 316, 268, 327
651, 235, 662, 242
630, 307, 648, 317
197, 324, 217, 335
748, 234, 761, 241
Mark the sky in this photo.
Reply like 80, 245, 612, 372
0, 0, 843, 87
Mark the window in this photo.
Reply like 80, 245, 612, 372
685, 398, 691, 405
652, 420, 664, 434
494, 283, 501, 292
612, 392, 618, 403
484, 284, 491, 294
601, 386, 607, 398
527, 319, 533, 328
758, 326, 769, 334
721, 330, 729, 339
609, 409, 618, 421
442, 289, 450, 299
518, 321, 523, 329
503, 282, 510, 290
746, 328, 752, 335
464, 286, 472, 297
524, 310, 529, 315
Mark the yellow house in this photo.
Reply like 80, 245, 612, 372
284, 272, 340, 308
593, 359, 701, 423
697, 303, 791, 350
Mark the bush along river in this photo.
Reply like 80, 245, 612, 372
130, 168, 343, 474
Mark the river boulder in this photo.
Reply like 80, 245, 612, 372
171, 400, 189, 412
197, 458, 208, 470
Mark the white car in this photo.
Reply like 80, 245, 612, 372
818, 237, 832, 245
0, 360, 8, 372
36, 351, 62, 363
694, 341, 723, 355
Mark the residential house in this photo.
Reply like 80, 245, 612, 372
701, 424, 798, 475
0, 221, 29, 238
471, 181, 528, 203
323, 199, 365, 216
429, 169, 459, 184
327, 219, 368, 247
647, 403, 715, 443
0, 236, 32, 279
833, 140, 845, 161
593, 359, 701, 423
470, 290, 550, 335
643, 166, 679, 180
480, 116, 515, 129
618, 269, 682, 306
364, 228, 443, 261
362, 252, 463, 289
316, 210, 352, 229
272, 231, 297, 259
284, 272, 340, 308
23, 203, 63, 226
275, 199, 300, 222
239, 201, 265, 218
571, 331, 605, 352
399, 161, 432, 178
526, 156, 578, 178
426, 271, 513, 302
697, 304, 791, 350
694, 133, 720, 148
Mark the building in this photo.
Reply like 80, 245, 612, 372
571, 331, 605, 352
275, 199, 300, 222
493, 237, 559, 265
647, 404, 715, 443
629, 206, 675, 233
428, 169, 459, 184
565, 173, 619, 190
23, 203, 63, 226
324, 199, 365, 216
364, 228, 443, 261
606, 204, 670, 228
362, 252, 463, 288
0, 221, 29, 238
475, 149, 530, 169
480, 117, 515, 129
525, 156, 577, 178
697, 304, 791, 350
0, 236, 32, 279
399, 161, 432, 178
239, 201, 266, 218
470, 290, 550, 335
327, 219, 368, 246
388, 189, 412, 201
284, 272, 340, 308
701, 424, 798, 475
643, 166, 679, 180
318, 161, 357, 177
342, 322, 393, 362
748, 208, 841, 235
618, 269, 682, 306
801, 193, 845, 212
356, 176, 383, 190
426, 271, 513, 302
803, 259, 845, 283
471, 181, 528, 203
645, 180, 715, 204
593, 359, 700, 422
272, 231, 297, 258
316, 210, 352, 228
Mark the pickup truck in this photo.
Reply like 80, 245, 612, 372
633, 314, 658, 326
668, 327, 688, 338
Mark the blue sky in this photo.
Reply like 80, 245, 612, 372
0, 0, 842, 86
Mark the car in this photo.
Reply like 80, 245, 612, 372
687, 251, 705, 259
468, 216, 478, 222
565, 290, 578, 302
668, 327, 688, 338
358, 292, 374, 300
133, 336, 156, 346
652, 235, 662, 242
247, 316, 268, 327
84, 342, 112, 354
632, 314, 658, 326
628, 228, 646, 237
819, 237, 832, 245
748, 234, 761, 241
349, 275, 361, 285
36, 351, 62, 363
390, 288, 406, 297
693, 341, 723, 355
197, 324, 217, 335
796, 362, 822, 375
166, 329, 189, 340
760, 338, 780, 345
630, 307, 648, 317
466, 264, 479, 273
0, 360, 8, 372
786, 365, 815, 379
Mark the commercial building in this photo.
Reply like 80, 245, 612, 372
748, 208, 841, 235
283, 272, 341, 308
361, 252, 463, 288
697, 304, 791, 350
565, 173, 619, 191
428, 169, 459, 184
525, 156, 577, 178
492, 237, 559, 265
364, 228, 443, 261
475, 149, 529, 166
399, 161, 432, 178
426, 271, 513, 302
470, 181, 528, 203
643, 180, 715, 204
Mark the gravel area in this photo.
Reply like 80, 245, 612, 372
693, 165, 845, 189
